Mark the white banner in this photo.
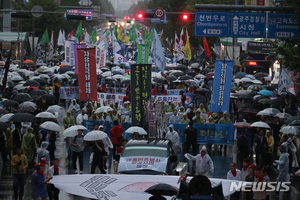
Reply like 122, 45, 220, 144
64, 40, 75, 66
152, 95, 181, 106
278, 68, 294, 95
49, 87, 79, 99
50, 174, 249, 200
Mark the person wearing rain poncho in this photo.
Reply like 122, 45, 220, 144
63, 110, 75, 129
36, 141, 51, 167
281, 136, 298, 175
184, 146, 214, 176
69, 99, 80, 119
274, 145, 290, 182
165, 125, 181, 153
21, 127, 38, 167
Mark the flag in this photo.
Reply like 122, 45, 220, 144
112, 31, 121, 54
128, 25, 137, 44
151, 28, 166, 72
144, 29, 154, 46
1, 49, 11, 91
184, 30, 193, 53
175, 32, 184, 61
41, 28, 49, 45
112, 25, 118, 42
119, 41, 128, 56
57, 29, 64, 46
114, 53, 130, 68
47, 31, 54, 61
90, 29, 97, 44
136, 28, 144, 45
142, 30, 147, 39
179, 28, 184, 51
203, 37, 211, 60
199, 45, 205, 56
106, 30, 112, 45
182, 30, 192, 61
137, 44, 150, 64
117, 29, 130, 44
62, 30, 66, 40
85, 31, 94, 48
75, 21, 83, 38
96, 33, 107, 68
69, 30, 74, 39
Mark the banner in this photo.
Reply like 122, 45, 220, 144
49, 87, 79, 99
77, 48, 97, 101
278, 68, 294, 95
95, 33, 107, 68
64, 40, 76, 66
152, 29, 166, 72
131, 65, 142, 126
153, 93, 193, 107
74, 43, 86, 73
137, 45, 149, 64
211, 60, 233, 113
97, 93, 126, 106
140, 64, 152, 126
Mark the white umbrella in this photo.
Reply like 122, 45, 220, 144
29, 76, 40, 80
9, 76, 23, 81
275, 113, 292, 119
241, 77, 253, 82
102, 71, 113, 77
250, 122, 271, 129
39, 74, 50, 79
14, 84, 27, 91
84, 131, 107, 141
195, 74, 206, 79
35, 112, 56, 119
252, 80, 263, 84
52, 74, 65, 79
125, 126, 147, 135
94, 106, 114, 114
63, 125, 88, 137
37, 66, 48, 73
0, 113, 14, 122
245, 74, 256, 80
257, 108, 280, 116
65, 71, 75, 75
235, 90, 252, 95
280, 126, 299, 135
40, 121, 61, 132
113, 74, 124, 80
20, 102, 37, 107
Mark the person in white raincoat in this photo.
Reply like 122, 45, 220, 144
184, 146, 214, 176
281, 137, 298, 174
69, 99, 80, 119
165, 124, 180, 153
274, 145, 290, 182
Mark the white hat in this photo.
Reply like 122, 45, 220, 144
169, 124, 174, 129
99, 125, 104, 129
200, 146, 207, 152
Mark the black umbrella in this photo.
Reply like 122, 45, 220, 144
179, 74, 193, 80
176, 64, 188, 71
58, 65, 73, 74
17, 71, 25, 78
33, 78, 48, 85
96, 75, 102, 79
255, 72, 269, 80
2, 100, 19, 108
72, 74, 78, 79
18, 105, 37, 113
153, 77, 168, 84
191, 67, 200, 73
101, 67, 110, 72
0, 122, 9, 130
270, 99, 286, 107
202, 68, 212, 73
165, 75, 177, 81
186, 69, 196, 75
29, 90, 47, 98
41, 94, 57, 101
289, 120, 300, 126
121, 79, 130, 85
12, 93, 32, 103
264, 85, 276, 91
23, 80, 40, 87
7, 81, 15, 87
0, 109, 8, 115
9, 113, 38, 123
171, 71, 184, 77
196, 88, 210, 93
145, 183, 178, 196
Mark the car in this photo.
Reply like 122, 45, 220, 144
117, 139, 178, 175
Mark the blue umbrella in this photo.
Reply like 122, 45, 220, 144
231, 82, 236, 87
112, 70, 125, 75
234, 72, 247, 78
258, 90, 273, 96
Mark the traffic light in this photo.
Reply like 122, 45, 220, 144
137, 13, 144, 19
137, 12, 154, 19
182, 14, 189, 21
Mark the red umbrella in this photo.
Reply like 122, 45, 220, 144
206, 72, 214, 78
27, 86, 39, 91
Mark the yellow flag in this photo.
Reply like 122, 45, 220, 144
182, 31, 192, 61
117, 29, 130, 44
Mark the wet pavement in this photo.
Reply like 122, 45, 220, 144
0, 135, 299, 200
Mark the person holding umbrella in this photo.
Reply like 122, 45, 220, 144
71, 129, 85, 174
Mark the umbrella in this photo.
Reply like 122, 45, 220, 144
12, 93, 32, 103
176, 64, 188, 70
102, 71, 113, 77
257, 108, 280, 116
9, 113, 38, 123
255, 72, 269, 80
258, 90, 273, 96
280, 126, 299, 135
41, 94, 57, 101
112, 70, 125, 75
113, 75, 124, 80
286, 116, 300, 125
23, 80, 40, 87
2, 100, 19, 108
63, 125, 88, 137
289, 120, 300, 127
195, 74, 206, 79
94, 106, 114, 114
206, 72, 214, 78
40, 121, 61, 132
7, 81, 15, 87
275, 113, 292, 119
100, 67, 111, 72
121, 78, 130, 85
36, 63, 47, 66
84, 130, 107, 141
165, 75, 177, 81
202, 68, 212, 73
0, 122, 9, 130
32, 78, 48, 85
125, 126, 147, 135
252, 80, 263, 84
270, 99, 286, 107
178, 74, 193, 80
185, 69, 196, 75
234, 122, 252, 128
258, 98, 271, 104
171, 71, 184, 77
251, 122, 271, 129
14, 84, 27, 91
145, 183, 178, 196
35, 112, 56, 119
18, 105, 36, 113
9, 76, 23, 81
0, 109, 8, 115
37, 66, 48, 73
23, 59, 34, 64
234, 72, 247, 78
241, 77, 253, 82
243, 109, 259, 114
29, 90, 47, 98
196, 88, 210, 93
0, 113, 14, 122
235, 90, 252, 95
153, 77, 167, 84
58, 65, 73, 74
19, 101, 37, 108
247, 85, 265, 91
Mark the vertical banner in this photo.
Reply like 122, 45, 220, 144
74, 43, 86, 73
131, 65, 142, 126
95, 34, 107, 68
64, 41, 71, 65
211, 61, 233, 113
77, 48, 97, 101
140, 64, 152, 126
137, 45, 150, 64
278, 68, 294, 95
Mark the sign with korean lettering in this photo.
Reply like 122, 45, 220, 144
268, 13, 300, 39
257, 0, 265, 5
74, 43, 86, 73
231, 12, 266, 38
195, 12, 230, 37
77, 48, 97, 101
140, 64, 152, 126
64, 40, 75, 65
65, 9, 92, 21
211, 61, 233, 113
137, 45, 150, 64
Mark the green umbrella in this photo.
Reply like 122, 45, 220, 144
124, 75, 130, 78
286, 116, 300, 125
258, 98, 271, 104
